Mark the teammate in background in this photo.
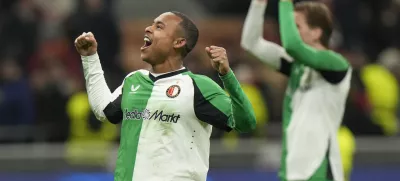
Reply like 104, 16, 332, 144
241, 0, 351, 181
75, 11, 256, 181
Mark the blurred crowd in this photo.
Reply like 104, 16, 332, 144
0, 0, 399, 145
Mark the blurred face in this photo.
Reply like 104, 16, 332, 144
141, 12, 185, 65
294, 11, 321, 46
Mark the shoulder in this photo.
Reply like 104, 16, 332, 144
187, 73, 224, 94
319, 50, 349, 65
124, 69, 150, 79
188, 73, 221, 87
314, 50, 350, 71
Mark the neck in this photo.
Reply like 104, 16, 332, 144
311, 42, 327, 50
151, 56, 183, 74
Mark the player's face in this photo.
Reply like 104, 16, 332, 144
141, 12, 182, 64
294, 11, 320, 46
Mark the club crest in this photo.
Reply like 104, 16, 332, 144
166, 85, 181, 98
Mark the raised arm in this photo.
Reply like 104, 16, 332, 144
279, 0, 349, 72
241, 0, 293, 72
76, 32, 122, 123
220, 70, 257, 132
191, 71, 256, 133
191, 46, 256, 133
82, 53, 122, 123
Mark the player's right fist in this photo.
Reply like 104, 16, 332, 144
74, 32, 98, 56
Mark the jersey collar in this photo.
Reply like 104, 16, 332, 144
149, 68, 189, 82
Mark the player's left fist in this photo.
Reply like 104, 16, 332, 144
205, 46, 230, 75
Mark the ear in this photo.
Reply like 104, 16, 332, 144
311, 28, 323, 43
173, 38, 187, 49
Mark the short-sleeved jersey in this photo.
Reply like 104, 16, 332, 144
103, 68, 255, 181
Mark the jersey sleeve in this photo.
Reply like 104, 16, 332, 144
279, 1, 349, 73
191, 71, 256, 133
103, 71, 137, 124
241, 0, 294, 76
82, 53, 114, 122
103, 86, 123, 124
82, 53, 132, 124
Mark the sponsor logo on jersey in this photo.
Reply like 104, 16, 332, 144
124, 108, 181, 123
130, 84, 140, 94
166, 85, 180, 98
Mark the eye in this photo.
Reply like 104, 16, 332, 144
156, 24, 162, 30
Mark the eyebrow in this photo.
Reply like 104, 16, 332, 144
153, 20, 166, 26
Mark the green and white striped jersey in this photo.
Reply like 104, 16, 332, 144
82, 54, 256, 181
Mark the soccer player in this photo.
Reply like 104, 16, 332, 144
241, 0, 351, 181
75, 11, 256, 181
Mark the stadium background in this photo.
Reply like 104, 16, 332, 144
0, 0, 400, 180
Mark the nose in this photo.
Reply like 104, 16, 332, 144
145, 26, 152, 34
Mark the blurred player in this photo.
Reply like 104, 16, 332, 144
241, 0, 351, 181
75, 11, 256, 181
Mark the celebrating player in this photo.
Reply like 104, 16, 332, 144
241, 0, 351, 181
75, 11, 256, 181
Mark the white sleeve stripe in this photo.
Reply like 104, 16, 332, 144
110, 86, 122, 102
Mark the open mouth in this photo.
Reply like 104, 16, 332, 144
141, 35, 152, 49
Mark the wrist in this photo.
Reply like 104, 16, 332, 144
81, 52, 99, 62
219, 69, 233, 78
218, 68, 231, 76
219, 69, 238, 90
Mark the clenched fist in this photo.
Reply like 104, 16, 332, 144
205, 46, 230, 75
74, 32, 98, 56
